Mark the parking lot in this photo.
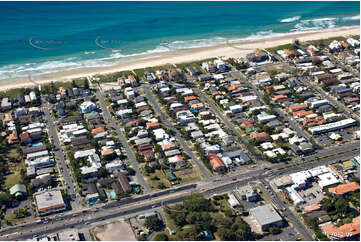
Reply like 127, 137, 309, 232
259, 227, 299, 241
315, 126, 358, 147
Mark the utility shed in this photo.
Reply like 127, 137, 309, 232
249, 204, 283, 231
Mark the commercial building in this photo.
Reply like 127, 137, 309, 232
272, 175, 293, 189
286, 186, 305, 206
318, 172, 340, 189
308, 118, 356, 135
236, 185, 259, 202
34, 190, 66, 216
250, 204, 284, 231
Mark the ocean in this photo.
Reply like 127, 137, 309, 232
0, 1, 359, 80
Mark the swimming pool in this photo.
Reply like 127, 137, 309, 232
109, 191, 116, 199
32, 142, 42, 147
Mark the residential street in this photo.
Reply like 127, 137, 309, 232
95, 87, 151, 193
187, 77, 263, 162
41, 99, 82, 210
142, 84, 212, 180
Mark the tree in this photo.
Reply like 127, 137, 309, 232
224, 208, 233, 217
144, 216, 164, 231
176, 226, 199, 241
153, 233, 168, 241
269, 226, 281, 235
97, 167, 109, 178
84, 79, 89, 89
183, 193, 212, 212
71, 80, 77, 88
126, 167, 136, 176
0, 192, 11, 207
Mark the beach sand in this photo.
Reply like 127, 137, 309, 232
1, 26, 359, 91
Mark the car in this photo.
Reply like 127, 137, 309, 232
301, 157, 305, 161
122, 211, 126, 214
232, 178, 237, 181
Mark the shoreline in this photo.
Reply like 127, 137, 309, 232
1, 26, 359, 91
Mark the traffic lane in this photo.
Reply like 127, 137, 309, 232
8, 196, 186, 241
260, 179, 314, 241
1, 184, 197, 236
1, 145, 358, 238
270, 149, 359, 179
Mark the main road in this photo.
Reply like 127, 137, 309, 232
2, 144, 358, 241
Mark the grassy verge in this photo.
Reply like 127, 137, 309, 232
133, 64, 175, 81
175, 58, 216, 72
141, 168, 171, 191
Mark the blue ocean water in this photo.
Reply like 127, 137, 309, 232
0, 1, 359, 80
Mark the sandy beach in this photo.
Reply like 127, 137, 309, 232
1, 26, 359, 91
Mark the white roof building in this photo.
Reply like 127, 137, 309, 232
213, 74, 224, 80
74, 149, 96, 159
153, 128, 169, 141
308, 118, 356, 135
105, 159, 125, 172
228, 193, 240, 207
286, 186, 305, 206
318, 172, 339, 189
290, 171, 312, 189
260, 142, 274, 150
346, 38, 360, 47
329, 40, 341, 50
329, 68, 342, 74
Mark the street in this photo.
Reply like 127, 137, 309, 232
1, 145, 358, 241
95, 87, 151, 193
142, 84, 212, 180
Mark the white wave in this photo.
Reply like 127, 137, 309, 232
84, 51, 96, 55
292, 17, 337, 32
342, 15, 360, 21
280, 16, 301, 23
0, 23, 357, 81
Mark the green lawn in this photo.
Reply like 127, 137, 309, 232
5, 168, 22, 189
3, 212, 30, 227
175, 167, 201, 184
8, 147, 22, 161
142, 168, 171, 191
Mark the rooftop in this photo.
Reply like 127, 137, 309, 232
328, 182, 360, 195
250, 204, 283, 226
34, 190, 65, 212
